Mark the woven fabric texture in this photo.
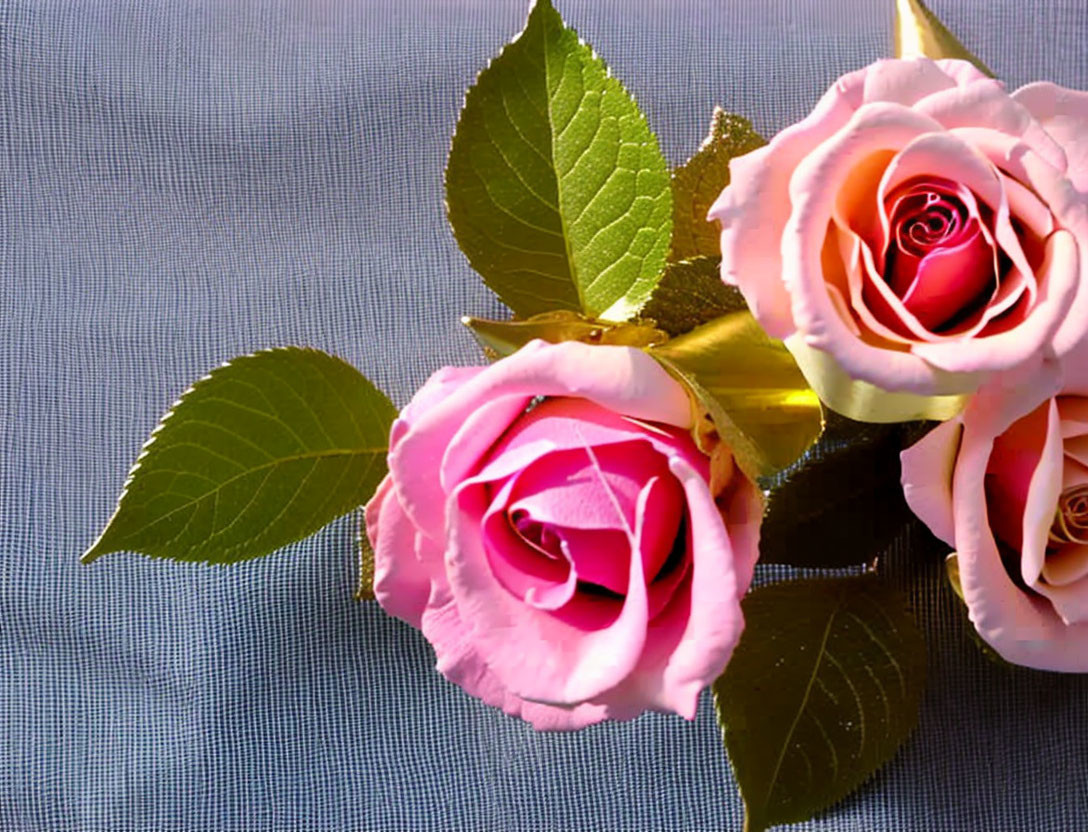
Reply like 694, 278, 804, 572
3, 1, 1087, 829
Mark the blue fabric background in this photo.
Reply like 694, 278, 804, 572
3, 1, 1087, 829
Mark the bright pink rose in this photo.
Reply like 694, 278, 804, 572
900, 362, 1088, 670
365, 340, 761, 729
709, 58, 1088, 398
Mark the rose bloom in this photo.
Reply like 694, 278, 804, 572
709, 58, 1088, 400
901, 359, 1088, 670
365, 340, 761, 729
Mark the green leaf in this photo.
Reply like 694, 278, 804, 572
82, 347, 397, 565
356, 511, 376, 601
893, 0, 994, 77
638, 256, 747, 337
757, 413, 930, 568
445, 0, 671, 321
463, 310, 667, 360
713, 574, 926, 832
649, 312, 823, 480
670, 108, 765, 261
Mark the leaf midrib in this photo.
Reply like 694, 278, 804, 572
101, 445, 384, 548
540, 3, 583, 312
754, 596, 843, 828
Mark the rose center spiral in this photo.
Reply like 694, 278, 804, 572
1049, 485, 1088, 547
509, 508, 565, 560
895, 190, 965, 256
880, 176, 996, 332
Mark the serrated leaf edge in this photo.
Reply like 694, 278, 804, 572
444, 0, 669, 320
80, 346, 378, 565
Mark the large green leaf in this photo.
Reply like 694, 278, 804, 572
893, 0, 994, 77
82, 347, 396, 565
445, 0, 671, 321
639, 255, 747, 337
649, 311, 823, 479
757, 414, 932, 568
714, 574, 927, 832
670, 108, 765, 261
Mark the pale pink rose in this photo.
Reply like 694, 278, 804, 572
365, 340, 761, 729
709, 58, 1088, 398
900, 361, 1088, 670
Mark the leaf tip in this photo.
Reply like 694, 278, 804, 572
80, 539, 110, 564
893, 0, 994, 77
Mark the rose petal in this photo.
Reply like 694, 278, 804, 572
1013, 82, 1088, 193
901, 418, 963, 547
954, 409, 1088, 671
1041, 544, 1088, 588
709, 66, 871, 338
366, 476, 438, 628
831, 149, 894, 259
421, 596, 609, 731
878, 132, 1038, 297
1059, 396, 1088, 438
854, 168, 1014, 344
913, 229, 1079, 373
898, 224, 996, 330
990, 400, 1059, 582
503, 441, 684, 594
447, 470, 649, 705
595, 458, 760, 720
1001, 173, 1056, 242
506, 442, 660, 532
391, 341, 691, 543
1023, 401, 1088, 626
858, 58, 960, 108
933, 59, 993, 89
915, 78, 1067, 171
1063, 436, 1088, 469
476, 397, 711, 489
480, 472, 577, 611
942, 126, 1088, 360
397, 366, 487, 432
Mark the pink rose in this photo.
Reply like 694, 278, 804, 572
709, 58, 1088, 402
365, 340, 761, 729
900, 362, 1088, 670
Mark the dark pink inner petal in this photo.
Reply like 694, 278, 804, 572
882, 177, 998, 331
507, 441, 668, 533
891, 221, 996, 331
480, 476, 575, 611
479, 431, 691, 630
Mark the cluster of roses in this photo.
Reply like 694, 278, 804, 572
366, 59, 1088, 729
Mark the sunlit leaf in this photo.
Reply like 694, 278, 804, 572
446, 0, 671, 321
83, 347, 395, 565
670, 107, 765, 261
639, 256, 748, 337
